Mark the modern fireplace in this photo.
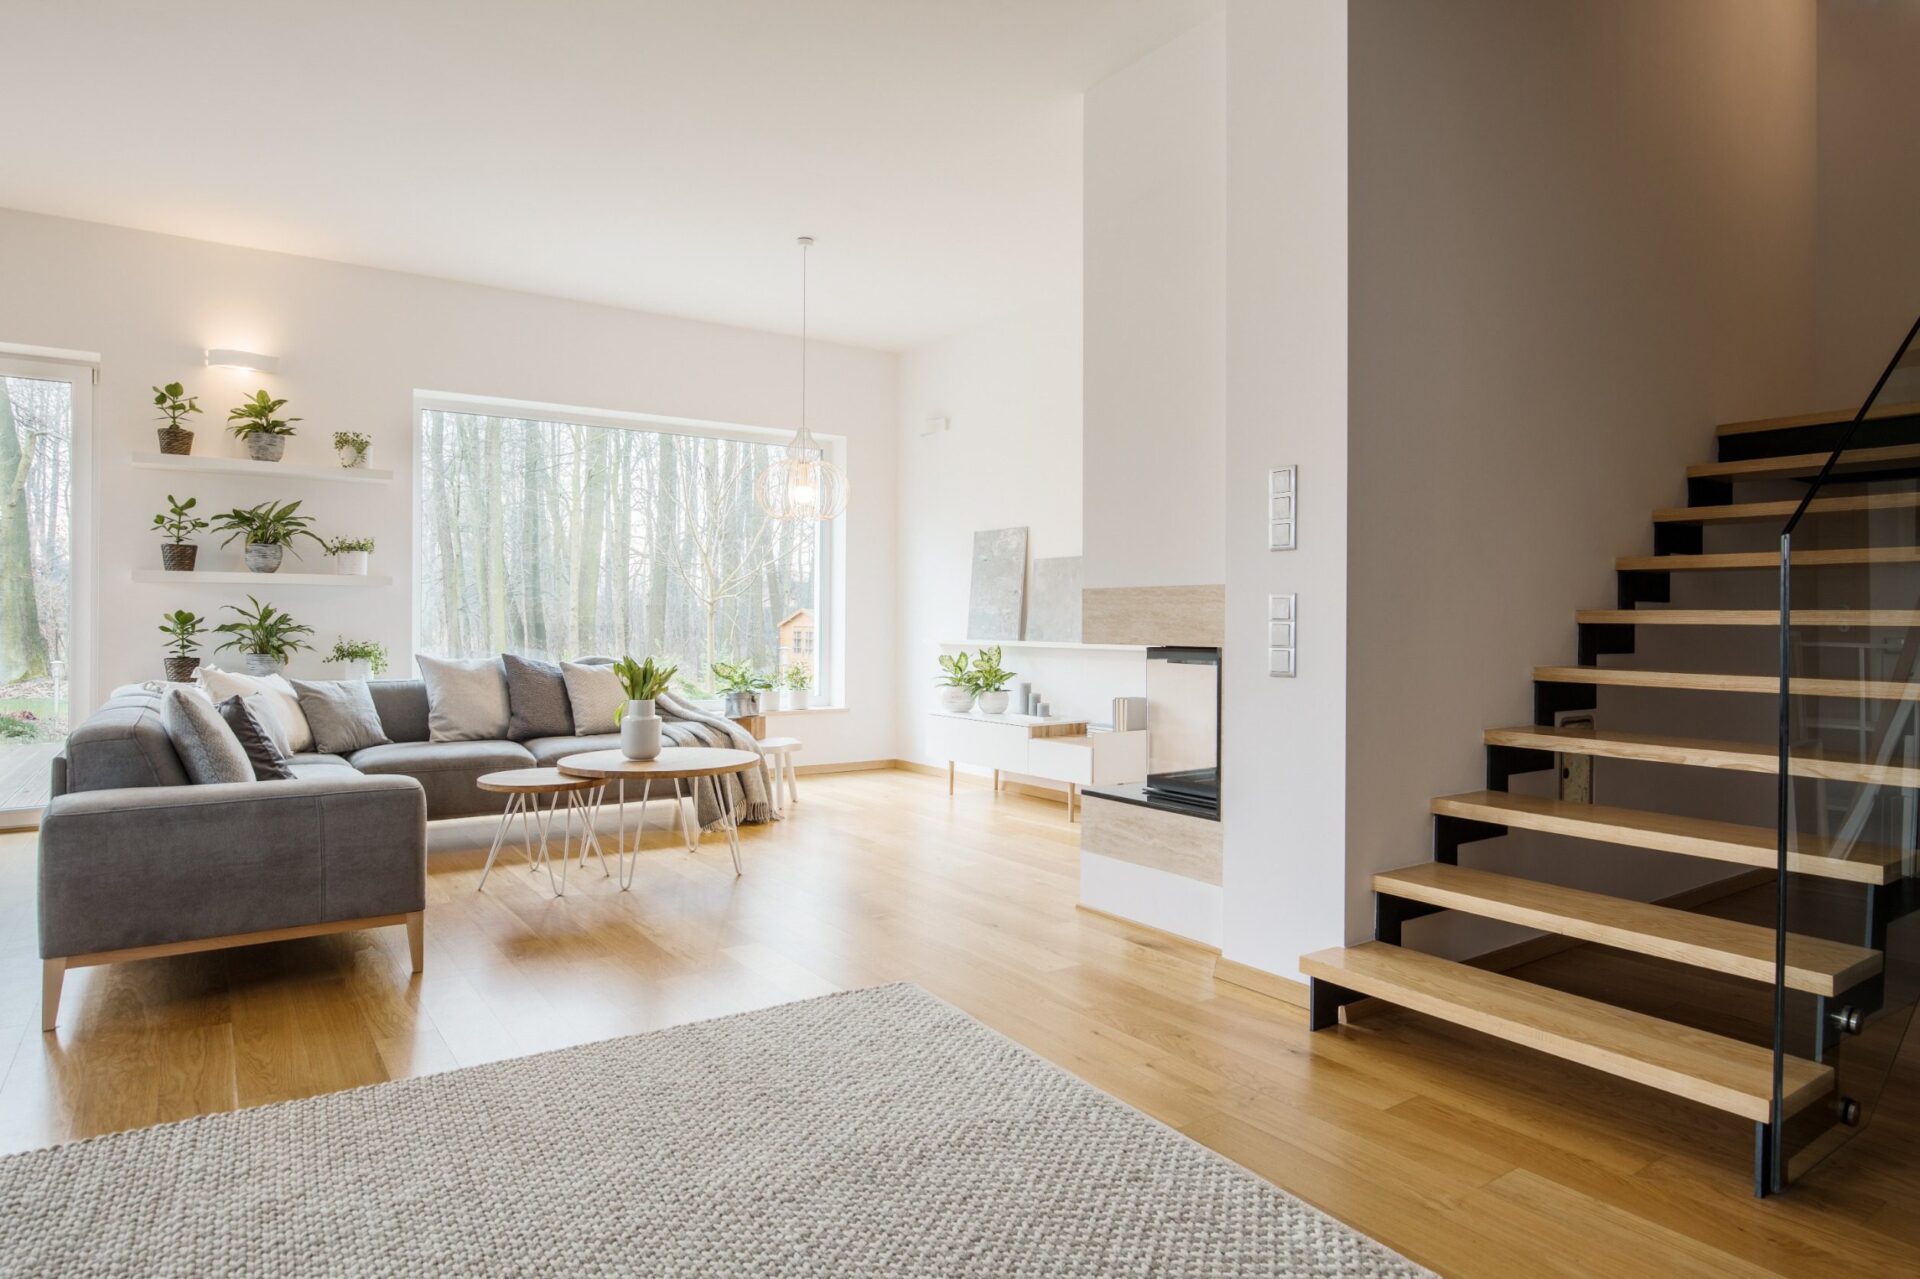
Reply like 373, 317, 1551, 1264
1143, 645, 1220, 813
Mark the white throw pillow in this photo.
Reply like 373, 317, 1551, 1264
560, 661, 625, 735
196, 666, 313, 754
417, 654, 511, 742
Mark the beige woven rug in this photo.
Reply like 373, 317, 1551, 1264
0, 984, 1429, 1276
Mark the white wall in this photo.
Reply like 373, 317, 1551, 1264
1082, 13, 1226, 594
1218, 0, 1352, 977
894, 294, 1144, 771
0, 208, 900, 765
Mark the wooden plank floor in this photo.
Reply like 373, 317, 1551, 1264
0, 769, 1916, 1276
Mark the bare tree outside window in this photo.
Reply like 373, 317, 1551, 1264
417, 410, 823, 697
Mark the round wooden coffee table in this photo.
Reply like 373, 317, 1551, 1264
474, 768, 609, 898
556, 747, 761, 886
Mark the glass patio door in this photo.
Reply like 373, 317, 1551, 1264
0, 354, 90, 828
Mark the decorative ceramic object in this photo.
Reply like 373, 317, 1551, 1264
619, 699, 663, 760
338, 446, 368, 469
163, 656, 199, 683
338, 659, 372, 681
160, 543, 198, 572
156, 427, 194, 456
245, 434, 287, 463
787, 687, 811, 711
940, 686, 975, 713
977, 690, 1010, 715
337, 550, 370, 576
724, 691, 763, 718
242, 653, 283, 677
244, 543, 284, 573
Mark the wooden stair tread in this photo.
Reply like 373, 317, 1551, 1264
1618, 547, 1920, 572
1534, 665, 1920, 702
1373, 863, 1881, 996
1299, 942, 1833, 1121
1575, 609, 1920, 627
1484, 723, 1920, 788
1687, 443, 1920, 482
1715, 400, 1920, 438
1654, 491, 1920, 525
1431, 790, 1905, 885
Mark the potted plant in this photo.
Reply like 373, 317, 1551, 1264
612, 655, 677, 760
153, 383, 201, 455
326, 535, 375, 575
778, 664, 813, 711
324, 637, 389, 681
227, 390, 300, 462
334, 431, 372, 469
710, 659, 773, 717
936, 651, 975, 713
969, 645, 1015, 715
213, 596, 313, 676
159, 609, 207, 682
212, 499, 325, 573
150, 494, 208, 571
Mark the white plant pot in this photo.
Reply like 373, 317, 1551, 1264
619, 699, 662, 760
242, 654, 284, 677
337, 659, 372, 682
787, 688, 811, 711
939, 686, 975, 713
338, 446, 368, 469
244, 434, 286, 462
244, 543, 284, 573
977, 690, 1010, 715
337, 550, 370, 576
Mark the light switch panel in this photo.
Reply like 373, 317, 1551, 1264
1268, 467, 1297, 550
1266, 593, 1296, 677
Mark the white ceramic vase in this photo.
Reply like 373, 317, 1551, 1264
939, 686, 975, 713
338, 446, 368, 469
337, 550, 370, 576
245, 434, 286, 462
977, 690, 1010, 715
788, 688, 811, 711
620, 699, 662, 760
338, 659, 372, 681
244, 543, 284, 573
242, 653, 284, 677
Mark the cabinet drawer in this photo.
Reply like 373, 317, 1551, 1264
928, 716, 1030, 771
1026, 736, 1093, 785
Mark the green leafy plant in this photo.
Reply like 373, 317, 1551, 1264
710, 659, 773, 696
226, 390, 300, 438
0, 712, 38, 742
325, 637, 389, 674
779, 665, 813, 691
936, 651, 972, 688
965, 645, 1013, 694
333, 431, 371, 455
213, 596, 314, 661
159, 609, 206, 659
325, 535, 376, 554
612, 656, 679, 721
150, 494, 208, 544
213, 499, 326, 554
152, 383, 201, 429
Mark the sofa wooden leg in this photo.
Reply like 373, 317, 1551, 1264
42, 958, 66, 1032
405, 911, 424, 974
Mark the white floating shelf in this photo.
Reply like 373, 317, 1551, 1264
132, 570, 393, 588
130, 452, 395, 484
937, 639, 1145, 652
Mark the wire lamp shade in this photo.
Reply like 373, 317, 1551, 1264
757, 236, 849, 521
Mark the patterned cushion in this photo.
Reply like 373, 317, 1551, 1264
216, 695, 296, 781
503, 654, 574, 742
416, 655, 510, 743
561, 661, 624, 735
291, 680, 394, 755
160, 689, 253, 785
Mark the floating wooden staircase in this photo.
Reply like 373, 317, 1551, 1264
1305, 396, 1920, 1196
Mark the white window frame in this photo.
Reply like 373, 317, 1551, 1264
412, 390, 842, 705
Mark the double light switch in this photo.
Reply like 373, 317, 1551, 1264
1268, 593, 1296, 677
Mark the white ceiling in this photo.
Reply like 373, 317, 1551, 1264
0, 0, 1217, 350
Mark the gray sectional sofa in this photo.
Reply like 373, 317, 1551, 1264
37, 678, 630, 1032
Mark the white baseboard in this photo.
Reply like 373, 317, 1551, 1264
1079, 851, 1222, 948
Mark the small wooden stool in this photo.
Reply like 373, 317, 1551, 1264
756, 737, 801, 816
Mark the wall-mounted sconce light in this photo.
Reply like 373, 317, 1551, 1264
205, 349, 279, 374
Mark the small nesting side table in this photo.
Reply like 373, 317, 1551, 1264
557, 747, 761, 886
475, 768, 610, 898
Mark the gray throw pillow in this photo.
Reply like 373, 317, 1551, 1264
416, 654, 510, 742
160, 688, 253, 785
560, 660, 625, 735
217, 695, 296, 780
292, 679, 394, 755
503, 653, 574, 741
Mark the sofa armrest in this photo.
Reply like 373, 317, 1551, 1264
38, 775, 427, 959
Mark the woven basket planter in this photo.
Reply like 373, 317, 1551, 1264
156, 428, 194, 456
162, 657, 199, 683
160, 543, 198, 572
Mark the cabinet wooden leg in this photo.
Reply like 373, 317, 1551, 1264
1068, 783, 1078, 824
993, 768, 1000, 793
42, 958, 66, 1032
947, 761, 955, 795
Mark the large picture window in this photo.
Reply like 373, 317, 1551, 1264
417, 405, 829, 700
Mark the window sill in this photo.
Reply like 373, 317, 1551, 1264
764, 704, 848, 716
